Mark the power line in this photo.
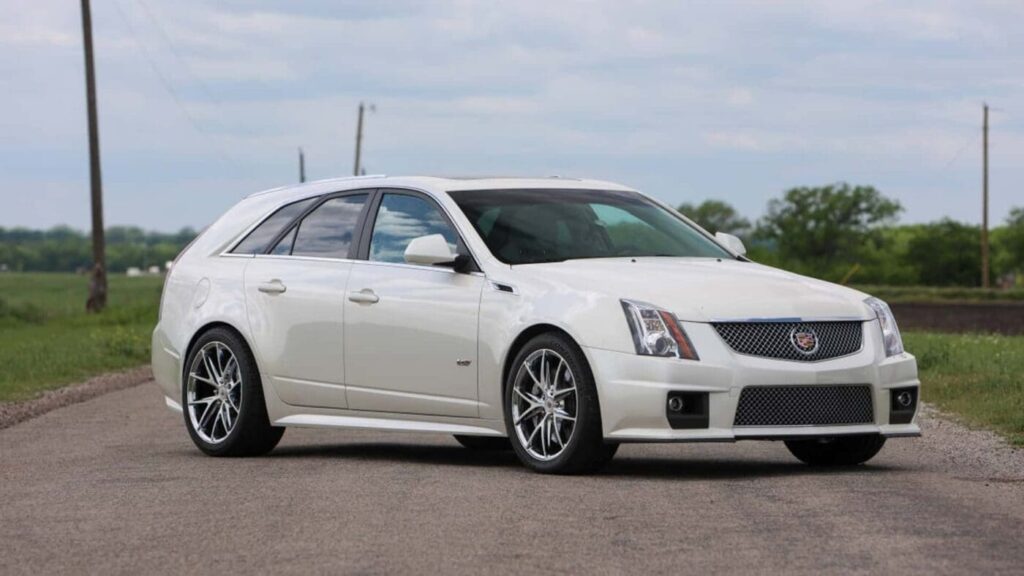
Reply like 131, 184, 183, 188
109, 0, 237, 166
133, 0, 227, 112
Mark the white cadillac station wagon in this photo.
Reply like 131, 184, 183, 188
153, 176, 920, 474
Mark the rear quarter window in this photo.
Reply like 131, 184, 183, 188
231, 197, 317, 255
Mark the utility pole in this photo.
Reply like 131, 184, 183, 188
298, 147, 306, 183
982, 103, 990, 289
81, 0, 106, 312
352, 102, 375, 176
353, 102, 364, 176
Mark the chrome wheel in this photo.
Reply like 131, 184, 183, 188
511, 349, 578, 461
187, 341, 241, 444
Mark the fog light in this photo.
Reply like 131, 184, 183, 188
665, 391, 709, 429
889, 387, 918, 425
896, 391, 913, 408
667, 396, 685, 413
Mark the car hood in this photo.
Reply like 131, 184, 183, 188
512, 257, 873, 323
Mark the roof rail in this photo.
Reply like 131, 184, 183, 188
246, 174, 387, 198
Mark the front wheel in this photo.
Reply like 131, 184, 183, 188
504, 333, 618, 474
785, 434, 886, 466
182, 327, 284, 457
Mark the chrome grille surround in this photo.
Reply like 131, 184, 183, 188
733, 385, 874, 427
711, 321, 864, 362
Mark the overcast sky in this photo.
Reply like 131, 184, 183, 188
2, 0, 1022, 232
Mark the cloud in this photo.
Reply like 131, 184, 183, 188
1, 0, 1022, 231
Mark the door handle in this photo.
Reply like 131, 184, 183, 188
258, 279, 287, 294
348, 288, 379, 304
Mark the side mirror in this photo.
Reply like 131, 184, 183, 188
404, 234, 457, 266
715, 232, 746, 256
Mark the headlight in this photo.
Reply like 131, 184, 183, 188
865, 297, 904, 357
620, 299, 699, 360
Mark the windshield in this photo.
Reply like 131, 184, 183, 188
449, 188, 733, 265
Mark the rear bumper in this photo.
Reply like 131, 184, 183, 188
585, 321, 921, 443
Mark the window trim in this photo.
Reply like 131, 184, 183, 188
225, 195, 321, 256
357, 188, 480, 273
263, 189, 376, 260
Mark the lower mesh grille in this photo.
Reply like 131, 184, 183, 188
734, 385, 874, 427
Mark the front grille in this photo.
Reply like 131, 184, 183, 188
712, 321, 863, 362
733, 385, 874, 427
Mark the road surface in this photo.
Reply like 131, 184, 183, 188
2, 382, 1023, 575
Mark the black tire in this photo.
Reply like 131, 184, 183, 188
453, 435, 512, 451
504, 333, 618, 474
182, 327, 284, 457
785, 434, 886, 466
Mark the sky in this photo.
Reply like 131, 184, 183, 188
1, 0, 1022, 232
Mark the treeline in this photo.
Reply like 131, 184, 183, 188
0, 226, 196, 273
680, 183, 1024, 287
2, 183, 1022, 288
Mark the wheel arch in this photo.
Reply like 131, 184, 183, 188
501, 323, 595, 399
181, 321, 259, 388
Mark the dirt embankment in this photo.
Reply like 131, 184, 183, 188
891, 302, 1024, 335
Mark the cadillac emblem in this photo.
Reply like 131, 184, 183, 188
789, 327, 819, 355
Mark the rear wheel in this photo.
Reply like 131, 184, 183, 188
504, 333, 618, 474
182, 327, 284, 457
453, 435, 511, 451
785, 434, 886, 466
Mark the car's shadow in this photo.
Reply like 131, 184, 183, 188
266, 441, 903, 480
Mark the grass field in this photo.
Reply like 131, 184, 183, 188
904, 332, 1024, 446
1, 274, 1021, 446
0, 273, 162, 402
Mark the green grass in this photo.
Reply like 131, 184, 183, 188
905, 331, 1024, 446
0, 273, 163, 402
1, 274, 1021, 447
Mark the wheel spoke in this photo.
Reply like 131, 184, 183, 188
202, 351, 221, 382
552, 385, 576, 399
221, 403, 232, 431
199, 399, 219, 433
189, 396, 216, 407
514, 404, 542, 425
190, 373, 217, 387
513, 387, 542, 407
552, 418, 564, 447
523, 363, 543, 389
553, 408, 576, 422
539, 415, 549, 457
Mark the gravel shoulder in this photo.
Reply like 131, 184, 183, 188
1, 381, 1022, 575
0, 366, 151, 430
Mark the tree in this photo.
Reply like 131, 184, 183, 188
757, 183, 902, 268
904, 219, 982, 286
997, 207, 1024, 272
677, 200, 751, 237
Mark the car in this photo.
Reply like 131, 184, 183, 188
152, 175, 920, 474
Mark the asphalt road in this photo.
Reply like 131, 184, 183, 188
2, 383, 1023, 575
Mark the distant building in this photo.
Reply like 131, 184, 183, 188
126, 267, 143, 277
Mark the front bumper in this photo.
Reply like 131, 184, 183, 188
586, 321, 921, 442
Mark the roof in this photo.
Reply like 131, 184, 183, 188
246, 174, 637, 201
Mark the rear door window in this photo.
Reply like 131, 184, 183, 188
289, 194, 369, 259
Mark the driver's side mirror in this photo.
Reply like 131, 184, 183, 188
715, 232, 746, 256
404, 234, 457, 266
